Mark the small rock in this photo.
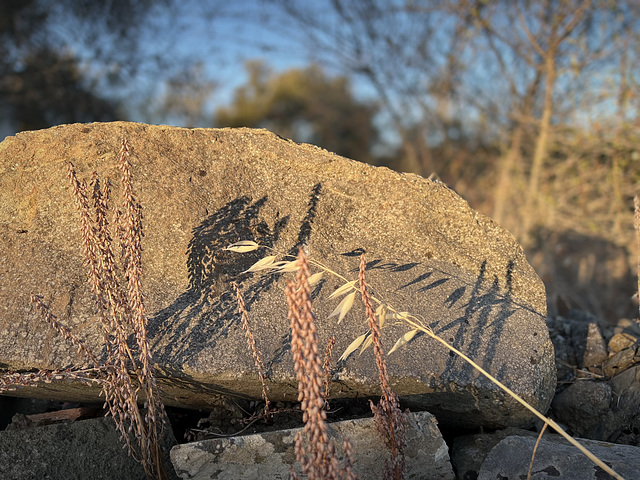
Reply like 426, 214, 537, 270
607, 365, 640, 442
582, 322, 608, 372
551, 380, 612, 438
550, 365, 640, 442
477, 434, 640, 479
608, 332, 637, 353
603, 345, 638, 378
449, 427, 537, 480
610, 318, 640, 336
170, 411, 454, 479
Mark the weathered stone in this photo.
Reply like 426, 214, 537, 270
551, 380, 612, 439
170, 411, 453, 479
0, 122, 554, 428
449, 427, 538, 480
477, 434, 640, 480
603, 346, 638, 378
550, 366, 640, 442
0, 416, 178, 480
583, 322, 608, 372
608, 332, 637, 353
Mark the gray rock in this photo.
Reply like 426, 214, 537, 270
551, 366, 640, 442
551, 380, 612, 439
0, 416, 178, 480
477, 434, 640, 479
583, 322, 608, 370
449, 428, 538, 480
170, 411, 453, 480
0, 122, 554, 429
546, 310, 609, 380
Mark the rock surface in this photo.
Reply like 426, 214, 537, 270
0, 122, 554, 428
449, 427, 539, 480
0, 415, 178, 480
551, 365, 640, 442
170, 411, 453, 480
477, 434, 640, 480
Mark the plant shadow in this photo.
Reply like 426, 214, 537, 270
147, 184, 324, 378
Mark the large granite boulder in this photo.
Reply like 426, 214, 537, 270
0, 122, 554, 429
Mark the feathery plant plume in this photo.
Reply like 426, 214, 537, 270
232, 281, 271, 415
358, 254, 406, 480
286, 248, 339, 479
285, 248, 356, 480
12, 138, 169, 480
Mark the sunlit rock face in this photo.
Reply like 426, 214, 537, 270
0, 122, 554, 429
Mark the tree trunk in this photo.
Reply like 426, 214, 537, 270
523, 53, 556, 245
493, 73, 542, 226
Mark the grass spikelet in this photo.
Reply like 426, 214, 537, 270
308, 271, 324, 287
243, 255, 278, 273
387, 329, 420, 356
286, 248, 344, 480
225, 240, 261, 253
329, 281, 357, 299
339, 333, 369, 362
328, 291, 356, 323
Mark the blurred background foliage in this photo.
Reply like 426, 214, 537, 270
1, 0, 639, 322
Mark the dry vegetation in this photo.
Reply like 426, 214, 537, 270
228, 238, 631, 478
1, 139, 167, 480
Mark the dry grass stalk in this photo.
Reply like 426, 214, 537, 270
358, 254, 406, 480
119, 139, 167, 480
31, 294, 101, 367
527, 423, 548, 480
285, 248, 356, 480
9, 139, 168, 480
0, 368, 103, 393
232, 281, 271, 415
341, 437, 358, 480
322, 336, 336, 410
634, 194, 640, 322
